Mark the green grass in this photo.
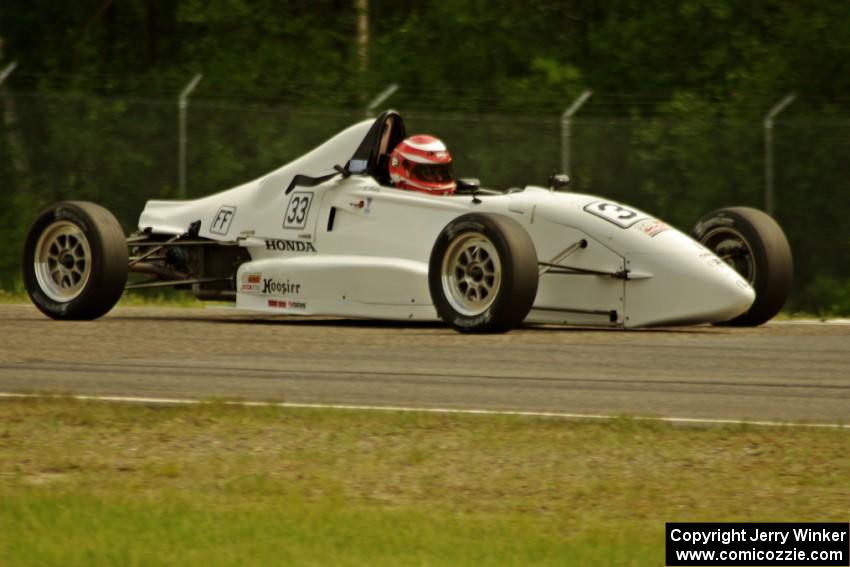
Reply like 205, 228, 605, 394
2, 490, 649, 566
0, 285, 207, 307
1, 399, 848, 566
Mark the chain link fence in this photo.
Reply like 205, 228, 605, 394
1, 89, 847, 313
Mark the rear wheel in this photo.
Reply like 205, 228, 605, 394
429, 213, 538, 333
691, 207, 792, 326
23, 201, 128, 320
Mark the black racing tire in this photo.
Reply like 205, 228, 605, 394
22, 201, 128, 320
691, 207, 792, 327
428, 213, 538, 333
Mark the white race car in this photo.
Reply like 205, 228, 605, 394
22, 111, 792, 332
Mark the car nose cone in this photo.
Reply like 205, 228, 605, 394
624, 252, 756, 327
706, 271, 756, 324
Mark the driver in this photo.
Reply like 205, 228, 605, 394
388, 135, 455, 195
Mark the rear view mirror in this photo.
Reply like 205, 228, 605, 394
549, 173, 570, 191
347, 159, 368, 174
456, 178, 481, 192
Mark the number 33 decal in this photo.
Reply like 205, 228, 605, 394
583, 200, 646, 228
284, 192, 313, 229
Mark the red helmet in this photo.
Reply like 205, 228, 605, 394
388, 135, 455, 195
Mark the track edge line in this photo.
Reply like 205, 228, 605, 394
0, 391, 847, 430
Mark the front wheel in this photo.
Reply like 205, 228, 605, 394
429, 213, 538, 333
22, 201, 128, 320
691, 207, 792, 326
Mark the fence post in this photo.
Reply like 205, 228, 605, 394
0, 61, 18, 84
0, 61, 27, 173
561, 90, 592, 176
178, 74, 203, 199
764, 93, 795, 216
365, 83, 398, 118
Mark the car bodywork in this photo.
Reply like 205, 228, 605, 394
135, 111, 754, 328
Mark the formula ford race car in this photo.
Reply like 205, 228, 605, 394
22, 111, 793, 333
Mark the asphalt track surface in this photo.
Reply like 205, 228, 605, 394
0, 304, 848, 424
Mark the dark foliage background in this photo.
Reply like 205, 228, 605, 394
1, 0, 848, 313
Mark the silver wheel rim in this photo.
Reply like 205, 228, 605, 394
441, 232, 501, 316
701, 227, 756, 284
34, 221, 92, 302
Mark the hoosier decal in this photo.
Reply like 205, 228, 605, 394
262, 278, 301, 296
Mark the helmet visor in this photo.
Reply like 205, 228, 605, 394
410, 162, 454, 183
